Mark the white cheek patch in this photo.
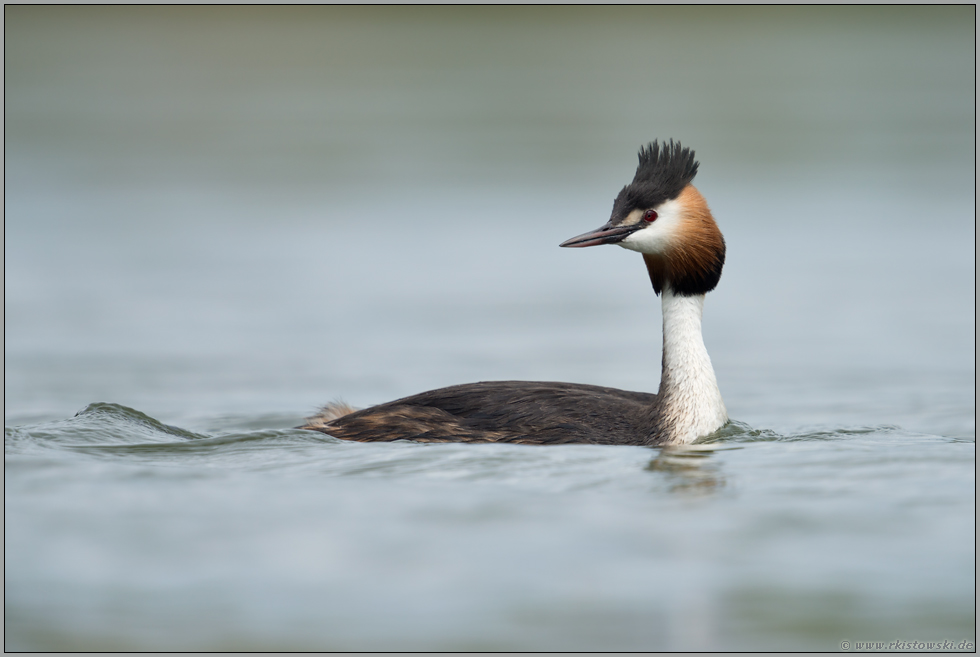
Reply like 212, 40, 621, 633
618, 197, 684, 254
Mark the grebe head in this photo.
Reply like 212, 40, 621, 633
560, 140, 725, 296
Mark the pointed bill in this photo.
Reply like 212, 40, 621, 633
559, 222, 642, 248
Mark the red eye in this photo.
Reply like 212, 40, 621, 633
643, 209, 658, 222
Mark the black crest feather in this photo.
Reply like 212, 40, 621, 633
611, 140, 699, 223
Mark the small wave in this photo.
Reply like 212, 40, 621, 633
4, 402, 326, 456
700, 420, 939, 444
33, 402, 205, 444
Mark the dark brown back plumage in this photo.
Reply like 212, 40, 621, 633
301, 382, 663, 445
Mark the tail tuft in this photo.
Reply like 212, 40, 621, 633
299, 401, 358, 431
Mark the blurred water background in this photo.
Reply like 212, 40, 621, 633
4, 6, 975, 651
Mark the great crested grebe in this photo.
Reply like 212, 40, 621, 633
302, 140, 728, 446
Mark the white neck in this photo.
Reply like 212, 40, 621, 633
657, 287, 727, 444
